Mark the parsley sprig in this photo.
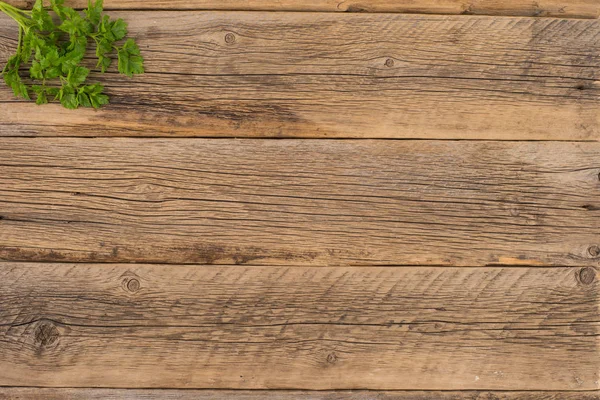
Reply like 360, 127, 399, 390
0, 0, 143, 109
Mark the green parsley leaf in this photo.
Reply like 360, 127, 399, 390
46, 87, 60, 98
19, 30, 34, 63
1, 0, 144, 109
96, 38, 113, 57
68, 66, 90, 86
40, 47, 60, 69
4, 69, 30, 100
89, 92, 109, 109
50, 0, 67, 19
32, 0, 54, 31
77, 91, 92, 108
30, 61, 43, 79
32, 85, 48, 105
61, 93, 78, 109
60, 50, 84, 74
85, 0, 103, 26
110, 18, 127, 41
97, 55, 112, 73
122, 37, 141, 56
118, 39, 144, 77
36, 92, 48, 105
59, 85, 78, 109
59, 12, 91, 37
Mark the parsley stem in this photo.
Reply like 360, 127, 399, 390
16, 26, 23, 55
0, 1, 31, 16
0, 2, 30, 30
0, 12, 24, 77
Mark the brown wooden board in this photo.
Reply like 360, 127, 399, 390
0, 263, 598, 389
1, 388, 599, 399
1, 13, 599, 139
2, 0, 599, 18
1, 139, 600, 266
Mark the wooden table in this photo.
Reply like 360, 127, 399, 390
0, 1, 599, 398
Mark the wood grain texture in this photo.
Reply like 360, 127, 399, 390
1, 389, 600, 400
0, 263, 598, 389
1, 139, 600, 266
1, 12, 600, 139
2, 0, 599, 18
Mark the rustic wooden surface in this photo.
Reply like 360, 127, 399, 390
0, 263, 598, 389
1, 139, 600, 266
1, 12, 600, 139
1, 0, 599, 396
3, 0, 599, 18
1, 389, 599, 400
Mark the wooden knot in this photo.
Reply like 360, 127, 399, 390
126, 278, 141, 292
225, 33, 236, 44
579, 267, 596, 285
346, 4, 369, 12
35, 322, 59, 347
121, 271, 143, 293
326, 352, 338, 364
384, 58, 395, 68
588, 245, 600, 258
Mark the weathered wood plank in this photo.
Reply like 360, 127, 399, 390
1, 388, 599, 400
0, 139, 599, 266
1, 12, 599, 139
0, 263, 598, 389
2, 0, 599, 18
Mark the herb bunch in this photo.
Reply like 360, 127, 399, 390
0, 0, 144, 109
